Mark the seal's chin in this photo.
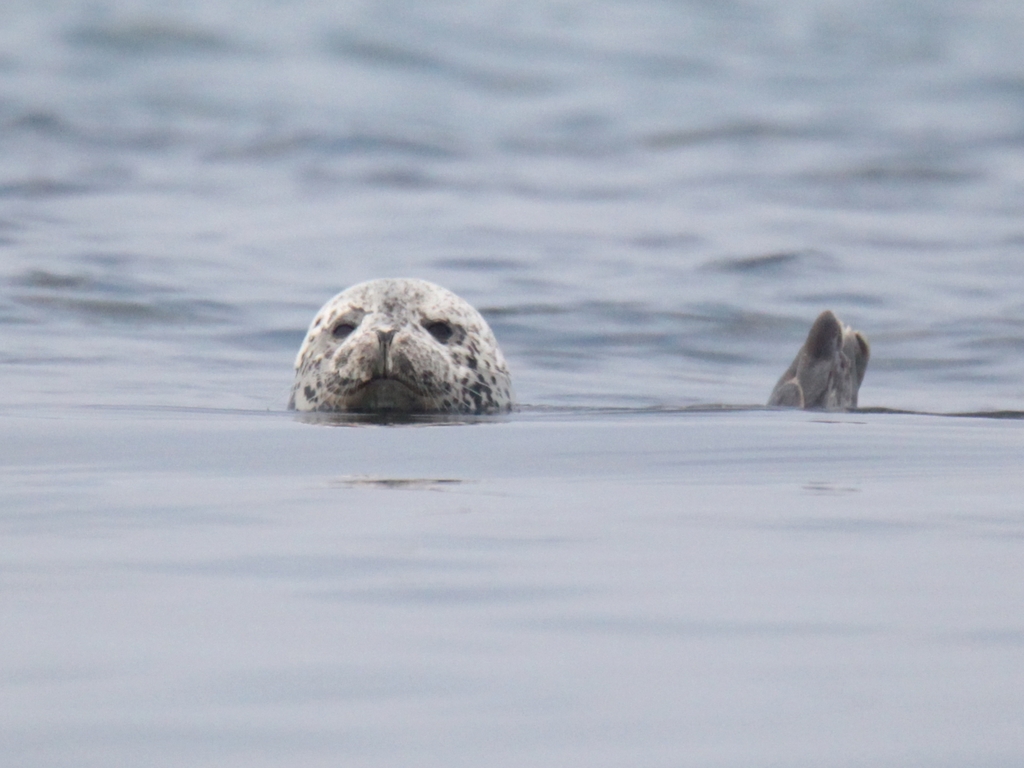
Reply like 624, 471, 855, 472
347, 377, 423, 413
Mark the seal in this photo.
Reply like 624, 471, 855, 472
768, 310, 870, 410
289, 278, 513, 414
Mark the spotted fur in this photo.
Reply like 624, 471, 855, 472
768, 310, 870, 410
289, 278, 513, 414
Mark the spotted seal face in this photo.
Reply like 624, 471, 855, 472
289, 278, 513, 414
768, 310, 870, 410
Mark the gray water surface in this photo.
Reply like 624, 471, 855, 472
3, 407, 1024, 767
3, 0, 1024, 765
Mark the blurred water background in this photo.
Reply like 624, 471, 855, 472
2, 1, 1024, 766
2, 0, 1023, 412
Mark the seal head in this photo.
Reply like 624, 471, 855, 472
768, 310, 870, 410
290, 278, 513, 414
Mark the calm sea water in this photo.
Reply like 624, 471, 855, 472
2, 1, 1024, 766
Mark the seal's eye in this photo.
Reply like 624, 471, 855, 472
332, 322, 357, 339
425, 321, 454, 344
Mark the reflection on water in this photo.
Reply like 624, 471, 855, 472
332, 476, 467, 490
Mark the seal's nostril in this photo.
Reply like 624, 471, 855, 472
376, 329, 396, 346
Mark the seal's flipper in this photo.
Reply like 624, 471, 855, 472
768, 310, 869, 411
768, 379, 804, 408
845, 330, 871, 394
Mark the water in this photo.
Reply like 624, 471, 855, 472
2, 1, 1024, 765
